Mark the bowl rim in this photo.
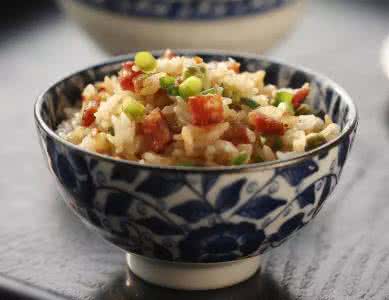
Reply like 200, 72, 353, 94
34, 49, 358, 174
69, 0, 297, 21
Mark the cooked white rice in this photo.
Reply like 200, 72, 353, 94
56, 50, 340, 167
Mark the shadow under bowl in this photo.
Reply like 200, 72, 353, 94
34, 50, 358, 290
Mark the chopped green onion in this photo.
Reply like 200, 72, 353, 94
167, 86, 179, 96
108, 127, 115, 136
122, 97, 145, 120
160, 76, 176, 89
201, 88, 217, 95
242, 97, 259, 109
274, 91, 294, 106
296, 104, 313, 115
178, 76, 203, 99
274, 91, 294, 114
305, 133, 326, 151
134, 51, 157, 72
232, 152, 248, 165
277, 101, 295, 115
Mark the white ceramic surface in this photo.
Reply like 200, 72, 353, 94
127, 254, 261, 290
60, 0, 305, 54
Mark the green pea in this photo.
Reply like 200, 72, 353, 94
160, 76, 176, 89
122, 97, 145, 120
178, 76, 203, 99
305, 133, 327, 151
231, 152, 249, 165
134, 51, 157, 72
242, 97, 259, 109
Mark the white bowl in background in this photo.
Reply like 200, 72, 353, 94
381, 35, 389, 80
59, 0, 306, 54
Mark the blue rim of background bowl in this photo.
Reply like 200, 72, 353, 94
34, 49, 358, 174
72, 0, 297, 21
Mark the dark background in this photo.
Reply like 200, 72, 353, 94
1, 0, 389, 299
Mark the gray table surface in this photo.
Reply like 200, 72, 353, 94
1, 0, 389, 299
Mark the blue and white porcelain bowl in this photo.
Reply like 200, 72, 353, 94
59, 0, 305, 54
35, 50, 358, 290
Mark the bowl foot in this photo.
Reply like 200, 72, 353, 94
126, 254, 261, 290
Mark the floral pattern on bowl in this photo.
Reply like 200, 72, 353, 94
74, 0, 296, 20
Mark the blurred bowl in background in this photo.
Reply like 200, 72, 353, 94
381, 35, 389, 80
59, 0, 305, 54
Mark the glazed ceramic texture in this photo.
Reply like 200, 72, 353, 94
73, 0, 295, 20
35, 51, 357, 263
